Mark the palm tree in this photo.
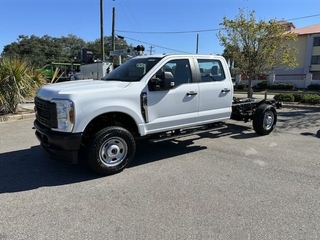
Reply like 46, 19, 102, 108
0, 56, 46, 114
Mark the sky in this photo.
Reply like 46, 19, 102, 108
1, 0, 320, 56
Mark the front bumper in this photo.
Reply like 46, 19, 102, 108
34, 120, 83, 164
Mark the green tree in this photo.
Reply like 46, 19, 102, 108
2, 35, 62, 68
59, 34, 86, 61
86, 36, 129, 61
0, 56, 46, 114
218, 9, 298, 97
2, 34, 130, 67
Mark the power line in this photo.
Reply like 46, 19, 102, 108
116, 34, 192, 54
116, 28, 223, 34
286, 13, 320, 21
116, 13, 320, 35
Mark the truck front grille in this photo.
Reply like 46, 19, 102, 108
34, 97, 58, 128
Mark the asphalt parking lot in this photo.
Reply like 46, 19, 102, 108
0, 108, 319, 240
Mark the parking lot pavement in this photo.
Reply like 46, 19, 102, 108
0, 110, 319, 240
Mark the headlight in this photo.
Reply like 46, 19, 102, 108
52, 99, 74, 132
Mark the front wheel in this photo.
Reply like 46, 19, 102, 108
86, 126, 136, 175
253, 104, 277, 135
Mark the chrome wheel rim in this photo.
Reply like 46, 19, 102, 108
99, 137, 128, 167
264, 111, 274, 131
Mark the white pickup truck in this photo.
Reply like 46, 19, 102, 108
34, 54, 280, 175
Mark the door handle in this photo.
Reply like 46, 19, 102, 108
221, 88, 230, 93
186, 91, 197, 96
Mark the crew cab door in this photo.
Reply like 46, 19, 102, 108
144, 58, 199, 133
195, 57, 233, 122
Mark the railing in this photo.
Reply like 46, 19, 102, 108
313, 73, 320, 80
237, 73, 320, 89
275, 74, 305, 81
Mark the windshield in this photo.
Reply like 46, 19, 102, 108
102, 57, 161, 82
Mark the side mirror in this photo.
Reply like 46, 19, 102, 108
148, 71, 174, 91
162, 71, 174, 89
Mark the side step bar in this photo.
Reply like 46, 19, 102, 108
148, 123, 226, 143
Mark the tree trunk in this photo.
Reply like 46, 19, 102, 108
247, 78, 253, 98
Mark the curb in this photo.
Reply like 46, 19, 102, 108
282, 103, 320, 110
0, 113, 35, 123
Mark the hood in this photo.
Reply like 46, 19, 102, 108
37, 80, 131, 100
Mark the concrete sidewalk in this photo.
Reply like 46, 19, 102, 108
0, 101, 35, 122
233, 92, 275, 100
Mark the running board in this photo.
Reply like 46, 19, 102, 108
148, 123, 226, 143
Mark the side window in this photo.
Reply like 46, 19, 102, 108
149, 59, 192, 91
172, 59, 192, 87
197, 59, 225, 82
155, 62, 174, 78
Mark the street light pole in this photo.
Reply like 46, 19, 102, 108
100, 0, 105, 61
196, 34, 199, 54
111, 7, 116, 51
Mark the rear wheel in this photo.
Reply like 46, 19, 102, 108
253, 104, 277, 135
86, 126, 136, 175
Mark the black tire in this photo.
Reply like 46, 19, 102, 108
253, 104, 277, 135
86, 126, 136, 175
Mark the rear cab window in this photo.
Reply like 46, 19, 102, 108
197, 59, 226, 82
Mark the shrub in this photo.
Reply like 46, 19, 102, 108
307, 84, 320, 90
269, 83, 295, 90
300, 94, 320, 105
0, 56, 46, 113
255, 81, 269, 90
234, 83, 247, 90
275, 93, 320, 104
293, 93, 303, 102
273, 93, 294, 102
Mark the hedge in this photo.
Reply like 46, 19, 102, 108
273, 93, 295, 102
274, 93, 320, 104
269, 83, 295, 90
307, 84, 320, 90
236, 82, 295, 91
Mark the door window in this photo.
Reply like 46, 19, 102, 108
197, 59, 225, 82
154, 59, 192, 88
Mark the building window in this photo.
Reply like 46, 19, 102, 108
313, 37, 320, 47
311, 55, 320, 64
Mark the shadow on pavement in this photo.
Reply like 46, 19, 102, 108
131, 122, 256, 168
276, 109, 320, 131
0, 146, 100, 194
0, 123, 258, 193
300, 130, 320, 138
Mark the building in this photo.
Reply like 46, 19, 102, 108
276, 21, 320, 75
237, 22, 320, 88
273, 22, 320, 88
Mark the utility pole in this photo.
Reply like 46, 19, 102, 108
196, 34, 199, 54
149, 45, 155, 55
100, 0, 105, 61
111, 7, 116, 51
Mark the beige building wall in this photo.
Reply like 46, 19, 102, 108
293, 35, 307, 67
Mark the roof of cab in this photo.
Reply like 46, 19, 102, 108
134, 53, 221, 59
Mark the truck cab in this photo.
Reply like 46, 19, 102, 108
129, 54, 234, 134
